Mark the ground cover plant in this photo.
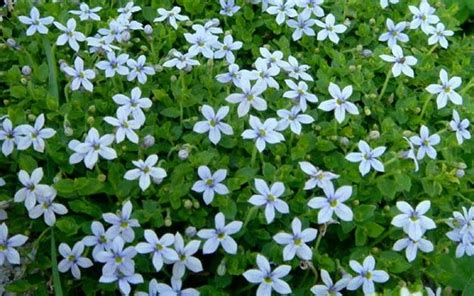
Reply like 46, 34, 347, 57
0, 0, 473, 295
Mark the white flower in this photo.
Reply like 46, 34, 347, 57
112, 87, 152, 125
216, 64, 243, 86
154, 6, 189, 30
286, 10, 316, 41
409, 1, 440, 34
58, 241, 93, 279
409, 125, 440, 160
193, 105, 233, 144
15, 114, 56, 153
308, 183, 353, 224
171, 232, 203, 278
197, 212, 242, 254
391, 200, 436, 240
315, 14, 347, 44
214, 34, 242, 64
243, 254, 292, 296
18, 7, 54, 36
69, 128, 117, 169
318, 83, 359, 123
427, 23, 454, 48
283, 79, 318, 112
117, 1, 141, 18
0, 118, 22, 156
127, 55, 155, 84
425, 69, 462, 109
104, 109, 141, 144
191, 166, 229, 205
282, 55, 313, 81
299, 161, 339, 190
124, 155, 167, 191
345, 140, 386, 176
400, 287, 423, 296
155, 278, 200, 296
15, 167, 54, 210
82, 221, 114, 260
295, 0, 324, 17
135, 230, 179, 272
63, 57, 96, 92
393, 236, 434, 262
226, 79, 268, 117
53, 18, 86, 52
346, 255, 389, 295
69, 3, 102, 21
99, 267, 143, 296
248, 179, 289, 224
273, 217, 317, 261
102, 201, 140, 243
426, 287, 442, 296
258, 48, 287, 70
242, 116, 285, 152
220, 0, 241, 16
311, 269, 351, 296
380, 0, 399, 9
266, 0, 297, 25
246, 58, 280, 90
86, 34, 118, 53
28, 189, 68, 226
378, 18, 409, 48
184, 28, 219, 59
0, 223, 28, 266
449, 110, 471, 145
276, 106, 314, 135
163, 49, 200, 70
96, 52, 130, 78
380, 45, 418, 78
95, 236, 137, 275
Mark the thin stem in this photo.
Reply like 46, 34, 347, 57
50, 228, 64, 296
41, 35, 60, 108
419, 94, 434, 119
377, 68, 392, 101
460, 78, 474, 95
427, 44, 438, 55
250, 145, 258, 168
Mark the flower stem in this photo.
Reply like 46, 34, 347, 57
377, 68, 392, 101
419, 94, 434, 119
50, 228, 64, 296
41, 35, 60, 109
250, 145, 258, 168
427, 44, 438, 55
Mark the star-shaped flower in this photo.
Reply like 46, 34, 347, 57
243, 254, 292, 296
346, 255, 389, 295
0, 223, 28, 266
124, 155, 167, 191
58, 241, 93, 279
103, 201, 140, 243
191, 166, 229, 205
318, 83, 359, 123
427, 23, 454, 48
299, 161, 339, 190
248, 178, 289, 224
135, 230, 179, 272
197, 212, 243, 254
345, 140, 386, 176
380, 45, 418, 78
63, 57, 96, 92
425, 69, 462, 109
409, 125, 440, 160
53, 18, 86, 52
378, 18, 409, 48
449, 110, 471, 145
15, 114, 56, 153
391, 200, 436, 240
226, 79, 268, 117
315, 13, 347, 44
18, 7, 54, 36
307, 183, 353, 224
273, 217, 318, 261
193, 105, 233, 145
242, 116, 285, 152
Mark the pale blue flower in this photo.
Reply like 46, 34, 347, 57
449, 110, 470, 144
391, 201, 436, 240
286, 9, 316, 41
226, 79, 268, 117
379, 18, 409, 48
380, 45, 417, 78
393, 236, 434, 262
426, 69, 462, 109
82, 221, 114, 260
266, 0, 297, 25
28, 190, 67, 226
197, 212, 242, 254
276, 106, 314, 135
102, 201, 140, 242
214, 34, 242, 63
193, 105, 234, 145
18, 7, 54, 36
346, 255, 389, 295
155, 277, 200, 296
0, 223, 28, 266
220, 0, 241, 16
345, 140, 386, 176
308, 183, 353, 224
409, 125, 440, 160
315, 14, 347, 44
14, 167, 53, 210
311, 269, 351, 296
241, 116, 284, 152
124, 155, 167, 191
299, 161, 339, 190
273, 217, 317, 261
171, 232, 203, 278
191, 166, 229, 205
95, 236, 137, 275
243, 254, 292, 296
58, 241, 93, 279
99, 267, 143, 296
135, 230, 179, 271
318, 83, 359, 123
283, 79, 318, 112
248, 179, 289, 224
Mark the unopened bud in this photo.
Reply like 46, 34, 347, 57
20, 77, 28, 85
144, 24, 153, 35
22, 65, 32, 76
343, 18, 351, 27
193, 200, 200, 209
142, 135, 155, 148
170, 75, 177, 82
349, 65, 356, 72
178, 148, 189, 160
299, 261, 309, 270
361, 49, 373, 57
88, 105, 96, 113
154, 64, 163, 72
87, 116, 95, 125
185, 20, 193, 26
356, 44, 363, 52
152, 177, 164, 185
64, 126, 74, 136
369, 18, 376, 25
364, 107, 371, 116
352, 200, 360, 206
217, 261, 227, 276
53, 173, 62, 183
27, 114, 36, 122
414, 107, 421, 114
164, 217, 172, 227
369, 130, 380, 140
456, 169, 465, 178
184, 199, 193, 209
120, 31, 131, 42
339, 137, 350, 146
207, 59, 214, 67
140, 45, 148, 52
383, 205, 390, 212
185, 226, 197, 237
97, 174, 107, 182
402, 130, 411, 137
458, 162, 467, 169
6, 38, 18, 49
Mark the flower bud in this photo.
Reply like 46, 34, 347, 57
361, 49, 373, 57
414, 107, 421, 114
27, 114, 36, 122
22, 65, 32, 76
369, 93, 377, 99
164, 217, 172, 227
53, 173, 62, 183
97, 174, 107, 182
88, 105, 96, 113
299, 261, 309, 270
178, 148, 189, 160
383, 205, 390, 212
185, 20, 193, 27
356, 44, 363, 52
142, 135, 155, 148
339, 137, 349, 146
217, 261, 227, 276
369, 18, 376, 25
364, 107, 371, 116
207, 59, 214, 67
20, 77, 28, 85
144, 24, 153, 35
402, 130, 411, 137
140, 45, 148, 52
456, 169, 465, 178
120, 31, 131, 42
184, 199, 193, 209
349, 65, 356, 72
314, 47, 320, 54
64, 126, 74, 136
87, 116, 95, 125
369, 130, 380, 140
152, 177, 164, 185
352, 200, 360, 206
154, 64, 163, 72
170, 75, 177, 82
6, 38, 19, 49
458, 162, 467, 169
343, 18, 351, 27
3, 100, 9, 106
185, 226, 197, 237
193, 200, 200, 209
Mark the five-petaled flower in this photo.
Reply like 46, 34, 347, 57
380, 45, 418, 78
14, 167, 53, 210
346, 255, 389, 295
191, 166, 229, 205
226, 79, 268, 117
58, 241, 93, 279
449, 110, 471, 145
345, 140, 386, 176
243, 254, 292, 296
391, 200, 436, 240
409, 125, 440, 160
54, 18, 86, 52
307, 183, 353, 224
63, 57, 96, 92
315, 13, 347, 44
124, 155, 167, 191
273, 217, 318, 261
193, 105, 234, 145
0, 223, 28, 266
103, 201, 140, 243
311, 269, 351, 296
197, 212, 243, 254
425, 69, 462, 109
248, 178, 289, 224
135, 230, 179, 272
18, 7, 54, 36
318, 83, 359, 123
299, 161, 339, 190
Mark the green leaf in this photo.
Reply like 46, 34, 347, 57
377, 177, 397, 200
354, 205, 376, 222
355, 227, 367, 246
51, 229, 64, 296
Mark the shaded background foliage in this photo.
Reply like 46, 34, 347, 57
0, 0, 473, 295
